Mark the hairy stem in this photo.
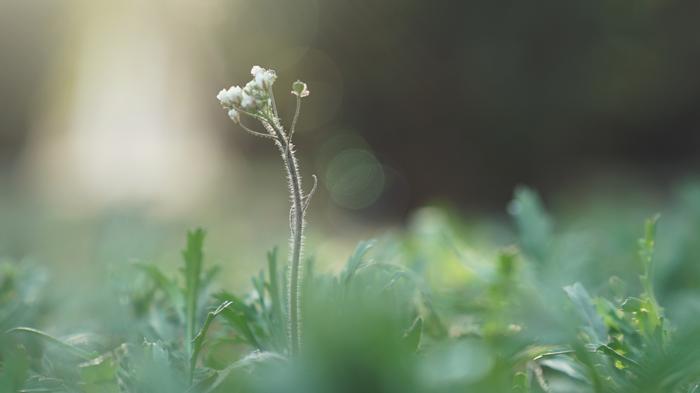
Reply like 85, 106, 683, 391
264, 118, 304, 355
289, 96, 301, 142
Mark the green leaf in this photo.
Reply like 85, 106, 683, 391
512, 371, 530, 393
79, 353, 120, 393
509, 187, 552, 263
6, 326, 94, 361
133, 340, 186, 393
0, 344, 29, 392
182, 228, 206, 359
134, 263, 185, 320
538, 356, 588, 383
199, 351, 286, 393
637, 215, 663, 336
563, 283, 608, 346
215, 293, 264, 350
265, 247, 286, 351
190, 301, 233, 377
341, 240, 375, 286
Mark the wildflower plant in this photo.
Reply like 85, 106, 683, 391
217, 66, 315, 356
6, 62, 700, 393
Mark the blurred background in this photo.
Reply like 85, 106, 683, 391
1, 0, 700, 292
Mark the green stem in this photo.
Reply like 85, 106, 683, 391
264, 117, 304, 356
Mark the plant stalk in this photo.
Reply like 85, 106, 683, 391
264, 118, 304, 356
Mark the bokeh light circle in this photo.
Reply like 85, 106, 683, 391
324, 148, 385, 210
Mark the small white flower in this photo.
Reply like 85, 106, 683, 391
244, 80, 259, 93
219, 65, 279, 116
217, 88, 232, 106
262, 70, 277, 87
228, 108, 240, 123
217, 86, 244, 107
241, 91, 256, 110
250, 72, 266, 91
253, 73, 266, 89
251, 65, 265, 76
251, 69, 277, 90
227, 85, 243, 106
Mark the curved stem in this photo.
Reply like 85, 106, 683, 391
239, 120, 275, 139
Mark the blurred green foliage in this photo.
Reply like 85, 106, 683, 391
3, 186, 700, 392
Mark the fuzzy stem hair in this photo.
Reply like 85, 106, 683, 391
263, 116, 305, 356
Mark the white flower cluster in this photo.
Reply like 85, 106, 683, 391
217, 65, 278, 122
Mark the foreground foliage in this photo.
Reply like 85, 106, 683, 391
2, 186, 700, 392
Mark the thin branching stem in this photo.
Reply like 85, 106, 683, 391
289, 96, 301, 143
222, 69, 311, 356
263, 111, 305, 356
239, 120, 275, 139
303, 174, 318, 212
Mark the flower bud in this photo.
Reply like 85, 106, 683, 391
216, 88, 232, 107
228, 86, 243, 106
217, 86, 243, 107
291, 80, 310, 97
251, 65, 265, 77
240, 91, 256, 111
253, 69, 277, 90
228, 108, 240, 123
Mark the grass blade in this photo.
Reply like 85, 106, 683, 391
6, 327, 93, 361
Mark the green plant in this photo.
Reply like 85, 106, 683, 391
5, 63, 700, 393
217, 67, 314, 356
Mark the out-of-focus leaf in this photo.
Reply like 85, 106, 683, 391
215, 293, 264, 350
131, 340, 186, 393
509, 187, 552, 263
79, 353, 120, 393
266, 247, 286, 351
0, 344, 29, 392
512, 371, 530, 393
183, 228, 206, 359
563, 283, 608, 346
190, 300, 233, 376
201, 351, 286, 393
134, 263, 184, 320
538, 356, 588, 383
341, 240, 375, 286
419, 339, 494, 386
636, 215, 664, 338
7, 327, 94, 361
